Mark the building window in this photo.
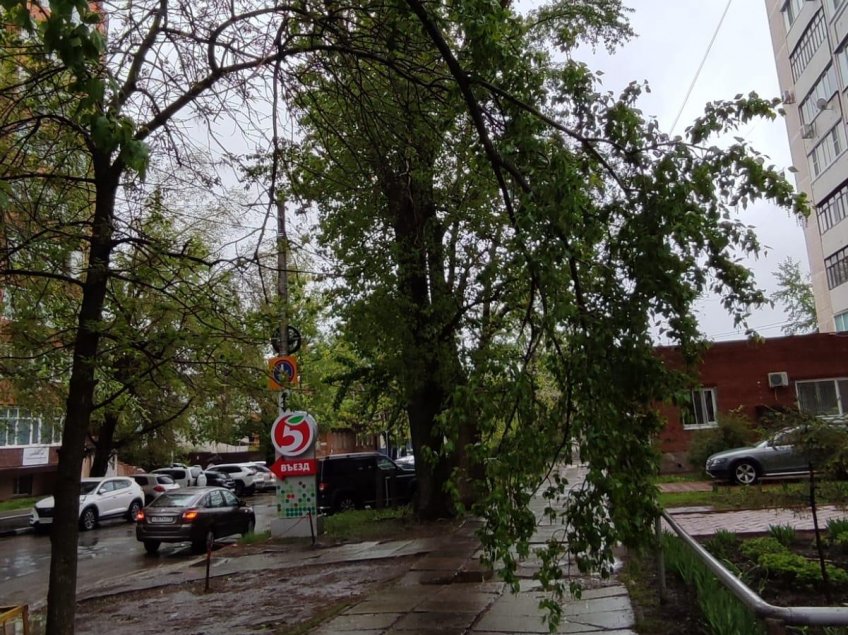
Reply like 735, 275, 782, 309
826, 245, 848, 289
784, 0, 805, 30
832, 0, 848, 16
836, 312, 848, 331
0, 407, 61, 447
13, 475, 33, 496
817, 179, 848, 233
685, 388, 718, 429
808, 123, 845, 177
800, 65, 838, 124
797, 378, 848, 417
790, 10, 826, 81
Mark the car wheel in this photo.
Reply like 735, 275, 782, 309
32, 523, 49, 535
334, 494, 356, 513
79, 507, 97, 531
242, 518, 256, 536
127, 499, 142, 522
192, 529, 215, 554
234, 482, 245, 496
143, 540, 160, 555
733, 460, 760, 485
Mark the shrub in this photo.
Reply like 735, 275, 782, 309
827, 518, 848, 543
768, 524, 796, 547
739, 537, 786, 561
688, 410, 761, 475
758, 552, 848, 587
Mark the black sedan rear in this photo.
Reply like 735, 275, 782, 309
136, 486, 255, 554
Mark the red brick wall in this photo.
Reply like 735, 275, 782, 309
657, 333, 848, 459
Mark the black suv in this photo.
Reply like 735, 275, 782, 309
317, 452, 416, 513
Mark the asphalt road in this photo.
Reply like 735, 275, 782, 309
0, 492, 278, 608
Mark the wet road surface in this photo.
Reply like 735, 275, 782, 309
0, 492, 276, 608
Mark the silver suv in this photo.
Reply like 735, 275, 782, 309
705, 428, 810, 485
31, 477, 145, 531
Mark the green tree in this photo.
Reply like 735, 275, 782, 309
287, 1, 806, 622
771, 257, 817, 334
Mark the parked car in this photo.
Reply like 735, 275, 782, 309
31, 476, 145, 532
395, 455, 415, 470
203, 469, 236, 490
206, 464, 255, 496
133, 473, 180, 504
317, 452, 416, 514
135, 486, 256, 554
152, 466, 206, 488
245, 463, 275, 491
705, 427, 814, 485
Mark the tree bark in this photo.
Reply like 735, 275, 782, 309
386, 172, 463, 519
89, 410, 119, 477
45, 156, 120, 635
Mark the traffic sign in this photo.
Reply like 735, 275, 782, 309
271, 325, 302, 355
270, 457, 317, 479
267, 355, 298, 390
271, 411, 317, 457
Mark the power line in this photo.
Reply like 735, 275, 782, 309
669, 0, 734, 135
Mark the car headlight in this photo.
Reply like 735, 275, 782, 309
707, 457, 728, 468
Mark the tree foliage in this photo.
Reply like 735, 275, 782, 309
771, 257, 817, 335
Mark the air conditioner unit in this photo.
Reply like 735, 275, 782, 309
801, 123, 815, 139
782, 89, 795, 104
768, 371, 789, 388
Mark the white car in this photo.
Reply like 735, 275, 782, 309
152, 466, 206, 488
31, 476, 145, 532
206, 464, 254, 496
132, 473, 180, 504
246, 463, 276, 491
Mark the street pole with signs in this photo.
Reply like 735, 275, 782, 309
269, 197, 319, 538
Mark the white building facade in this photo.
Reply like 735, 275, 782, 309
765, 0, 848, 332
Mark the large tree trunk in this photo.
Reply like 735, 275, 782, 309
89, 410, 119, 477
46, 157, 119, 635
387, 173, 464, 519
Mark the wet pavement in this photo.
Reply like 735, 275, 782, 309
68, 464, 637, 634
310, 465, 637, 634
666, 504, 848, 537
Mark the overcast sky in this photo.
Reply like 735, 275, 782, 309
579, 0, 808, 342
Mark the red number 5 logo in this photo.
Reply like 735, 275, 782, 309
272, 412, 317, 457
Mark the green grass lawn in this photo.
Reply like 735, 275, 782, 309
0, 496, 38, 513
653, 473, 705, 484
660, 479, 848, 511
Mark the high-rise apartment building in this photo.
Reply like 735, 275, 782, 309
765, 0, 848, 332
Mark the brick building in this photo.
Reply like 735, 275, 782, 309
656, 333, 848, 471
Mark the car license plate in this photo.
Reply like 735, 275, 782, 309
150, 516, 174, 524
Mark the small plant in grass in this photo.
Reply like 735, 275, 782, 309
826, 518, 848, 547
704, 529, 739, 562
239, 530, 270, 545
768, 524, 796, 547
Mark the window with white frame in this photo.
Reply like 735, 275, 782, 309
790, 10, 826, 81
836, 312, 848, 331
685, 388, 718, 429
796, 378, 848, 417
783, 0, 806, 31
809, 123, 846, 177
832, 0, 848, 16
800, 65, 838, 124
817, 178, 848, 233
826, 245, 848, 289
0, 407, 61, 447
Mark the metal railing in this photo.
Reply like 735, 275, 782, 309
659, 510, 848, 634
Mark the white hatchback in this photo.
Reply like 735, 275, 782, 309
31, 476, 145, 532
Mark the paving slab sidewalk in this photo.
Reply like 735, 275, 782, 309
312, 464, 637, 635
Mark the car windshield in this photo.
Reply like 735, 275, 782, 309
80, 482, 99, 495
149, 492, 198, 508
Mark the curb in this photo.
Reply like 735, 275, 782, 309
0, 514, 34, 537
